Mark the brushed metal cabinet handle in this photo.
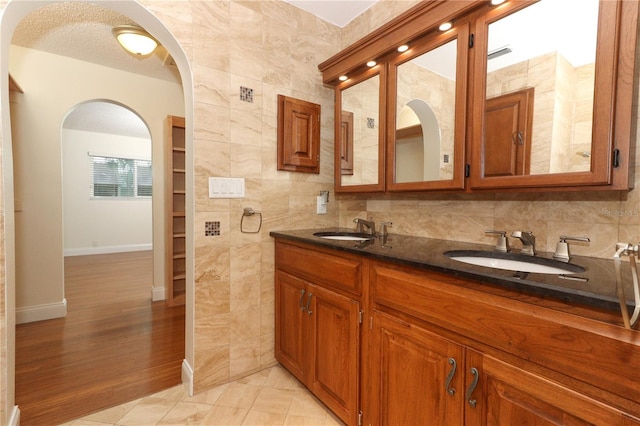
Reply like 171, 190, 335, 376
466, 367, 479, 408
305, 293, 313, 315
445, 357, 457, 396
298, 289, 306, 312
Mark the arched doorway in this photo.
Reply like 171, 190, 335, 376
1, 1, 195, 424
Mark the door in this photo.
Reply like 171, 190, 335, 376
369, 311, 465, 426
465, 350, 630, 426
307, 283, 361, 425
484, 87, 534, 177
274, 270, 308, 383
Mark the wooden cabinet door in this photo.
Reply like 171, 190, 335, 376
274, 271, 308, 383
465, 350, 629, 426
307, 283, 360, 426
484, 88, 534, 177
277, 95, 321, 173
340, 111, 354, 175
369, 311, 465, 426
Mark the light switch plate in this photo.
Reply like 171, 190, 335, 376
209, 177, 245, 198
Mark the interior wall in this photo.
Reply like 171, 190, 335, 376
62, 128, 152, 256
9, 45, 183, 319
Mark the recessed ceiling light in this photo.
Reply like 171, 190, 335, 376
366, 60, 377, 67
397, 45, 409, 53
490, 0, 506, 5
339, 75, 348, 81
439, 21, 453, 31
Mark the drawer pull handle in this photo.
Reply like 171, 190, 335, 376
305, 293, 313, 315
466, 367, 479, 408
299, 289, 306, 312
445, 357, 457, 396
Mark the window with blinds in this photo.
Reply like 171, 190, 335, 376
89, 155, 152, 198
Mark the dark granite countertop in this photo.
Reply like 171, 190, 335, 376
270, 228, 637, 315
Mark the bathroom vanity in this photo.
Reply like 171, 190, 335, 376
272, 230, 640, 425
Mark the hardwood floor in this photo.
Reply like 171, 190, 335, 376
15, 251, 185, 425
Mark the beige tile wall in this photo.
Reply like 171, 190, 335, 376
143, 1, 344, 393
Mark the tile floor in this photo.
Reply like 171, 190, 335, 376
61, 365, 344, 426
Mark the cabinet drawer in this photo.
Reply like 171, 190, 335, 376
275, 241, 363, 296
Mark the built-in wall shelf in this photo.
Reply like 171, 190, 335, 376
165, 115, 186, 306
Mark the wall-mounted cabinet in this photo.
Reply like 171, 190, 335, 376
319, 0, 639, 193
277, 95, 321, 174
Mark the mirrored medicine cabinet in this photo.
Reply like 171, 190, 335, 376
386, 23, 469, 192
335, 68, 385, 192
319, 0, 639, 194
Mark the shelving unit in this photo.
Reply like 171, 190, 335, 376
165, 115, 186, 306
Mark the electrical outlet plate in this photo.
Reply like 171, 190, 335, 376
209, 177, 245, 198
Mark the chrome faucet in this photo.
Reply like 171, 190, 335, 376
353, 218, 376, 235
511, 231, 536, 256
553, 236, 590, 261
485, 230, 509, 252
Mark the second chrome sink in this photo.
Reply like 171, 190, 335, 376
313, 231, 375, 242
444, 250, 585, 275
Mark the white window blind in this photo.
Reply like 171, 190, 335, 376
89, 154, 152, 198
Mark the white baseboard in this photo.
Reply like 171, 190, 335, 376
8, 406, 20, 426
182, 359, 194, 397
152, 285, 165, 301
16, 298, 67, 324
64, 243, 152, 257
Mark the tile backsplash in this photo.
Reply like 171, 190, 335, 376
338, 185, 640, 260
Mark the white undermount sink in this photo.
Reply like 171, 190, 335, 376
444, 250, 585, 275
313, 231, 375, 242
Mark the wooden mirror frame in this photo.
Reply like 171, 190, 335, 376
334, 66, 387, 193
468, 0, 639, 190
386, 23, 469, 192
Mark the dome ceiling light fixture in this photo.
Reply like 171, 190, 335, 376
112, 25, 158, 56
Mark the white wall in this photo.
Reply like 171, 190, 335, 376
62, 128, 152, 255
9, 45, 184, 322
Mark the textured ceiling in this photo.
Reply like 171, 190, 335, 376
63, 101, 151, 139
11, 2, 179, 137
10, 1, 371, 138
11, 2, 179, 83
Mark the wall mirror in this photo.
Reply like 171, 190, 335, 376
336, 69, 385, 192
471, 0, 625, 189
321, 0, 637, 192
387, 26, 468, 191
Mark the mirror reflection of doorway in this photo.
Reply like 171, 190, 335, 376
396, 99, 441, 183
9, 3, 186, 424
